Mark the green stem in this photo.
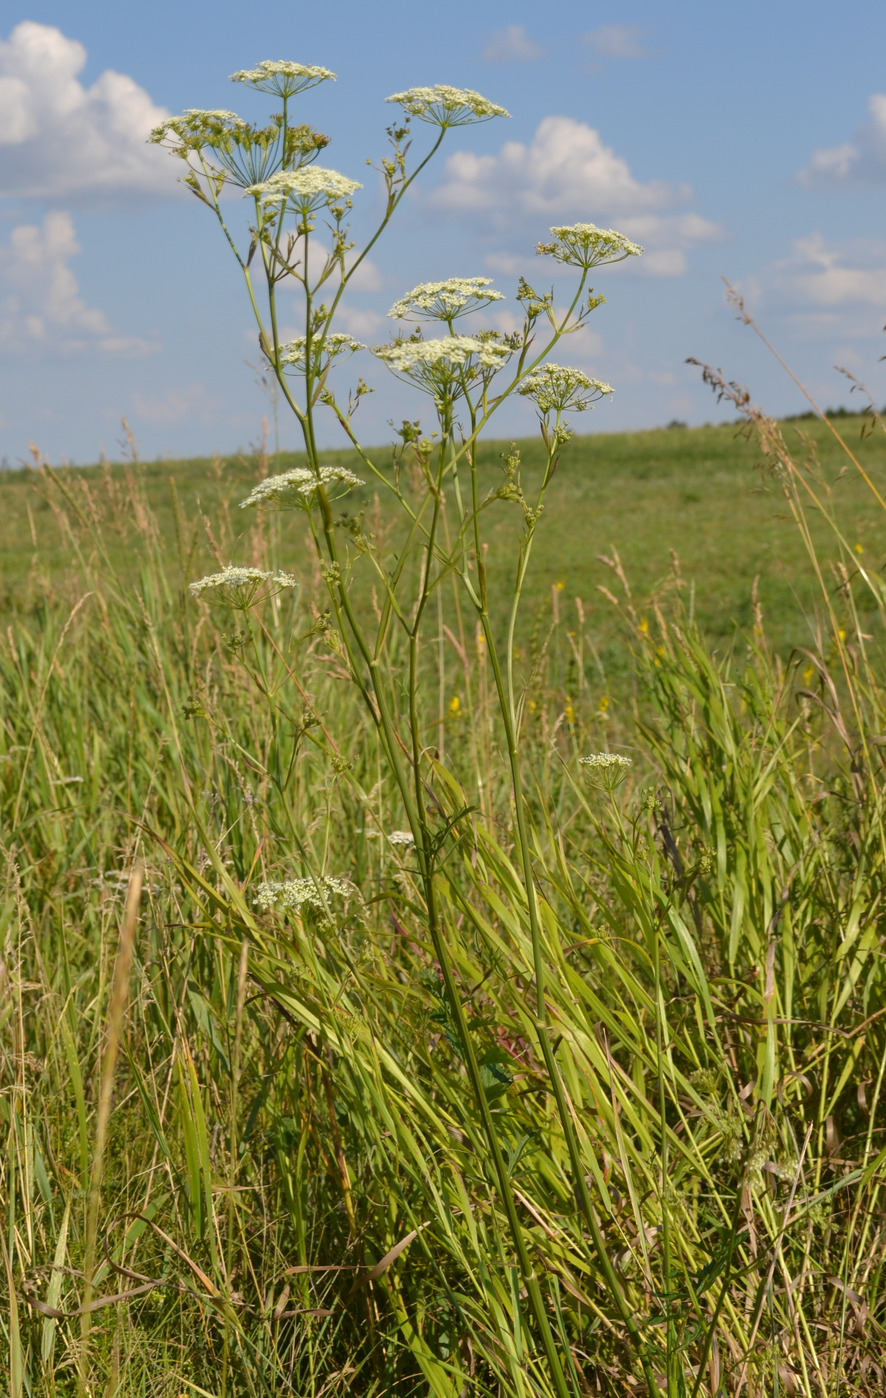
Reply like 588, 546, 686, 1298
653, 914, 674, 1368
304, 428, 576, 1395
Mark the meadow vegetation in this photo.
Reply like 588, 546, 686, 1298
4, 55, 886, 1398
3, 409, 884, 668
3, 400, 886, 1397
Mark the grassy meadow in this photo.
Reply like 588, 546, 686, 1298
5, 412, 885, 659
3, 407, 886, 1396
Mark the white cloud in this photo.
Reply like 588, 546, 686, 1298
628, 248, 688, 278
272, 298, 387, 345
797, 94, 886, 187
273, 248, 385, 340
0, 210, 153, 354
612, 213, 723, 277
343, 252, 383, 292
784, 234, 886, 306
582, 25, 651, 60
481, 26, 544, 63
334, 307, 386, 338
275, 246, 382, 295
549, 324, 605, 364
429, 116, 722, 277
483, 239, 706, 283
131, 382, 224, 425
742, 233, 886, 336
432, 117, 685, 216
482, 251, 528, 277
0, 21, 171, 201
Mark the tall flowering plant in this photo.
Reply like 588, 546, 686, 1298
152, 64, 658, 1396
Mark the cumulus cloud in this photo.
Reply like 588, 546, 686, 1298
797, 94, 886, 187
429, 116, 722, 276
0, 21, 171, 201
481, 25, 545, 63
582, 25, 652, 61
743, 233, 886, 335
334, 307, 386, 338
274, 249, 384, 339
0, 210, 153, 354
432, 117, 685, 216
131, 382, 225, 425
343, 252, 383, 293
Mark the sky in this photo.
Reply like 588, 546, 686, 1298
1, 0, 885, 465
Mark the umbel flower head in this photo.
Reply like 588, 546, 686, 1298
150, 108, 242, 138
277, 333, 365, 375
388, 277, 505, 323
246, 167, 362, 214
254, 876, 352, 913
387, 830, 415, 846
519, 364, 613, 415
230, 60, 337, 97
580, 752, 632, 791
386, 85, 510, 127
148, 110, 326, 188
149, 109, 244, 147
240, 466, 364, 511
374, 335, 512, 373
374, 334, 514, 403
537, 224, 644, 270
188, 566, 298, 608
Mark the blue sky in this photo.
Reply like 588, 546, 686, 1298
1, 0, 885, 464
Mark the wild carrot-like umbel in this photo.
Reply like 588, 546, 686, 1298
153, 59, 663, 1398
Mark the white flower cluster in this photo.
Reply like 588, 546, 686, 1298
374, 335, 512, 374
189, 566, 298, 596
580, 752, 632, 790
580, 753, 632, 771
387, 830, 416, 846
240, 466, 364, 511
537, 224, 644, 270
230, 61, 336, 97
519, 364, 613, 415
254, 875, 352, 912
181, 108, 242, 126
149, 109, 250, 146
149, 109, 322, 189
278, 333, 365, 369
386, 85, 510, 126
374, 334, 513, 406
387, 277, 505, 323
247, 167, 362, 211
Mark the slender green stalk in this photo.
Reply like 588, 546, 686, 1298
78, 864, 141, 1398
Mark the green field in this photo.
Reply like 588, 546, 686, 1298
3, 411, 886, 1397
5, 412, 884, 662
